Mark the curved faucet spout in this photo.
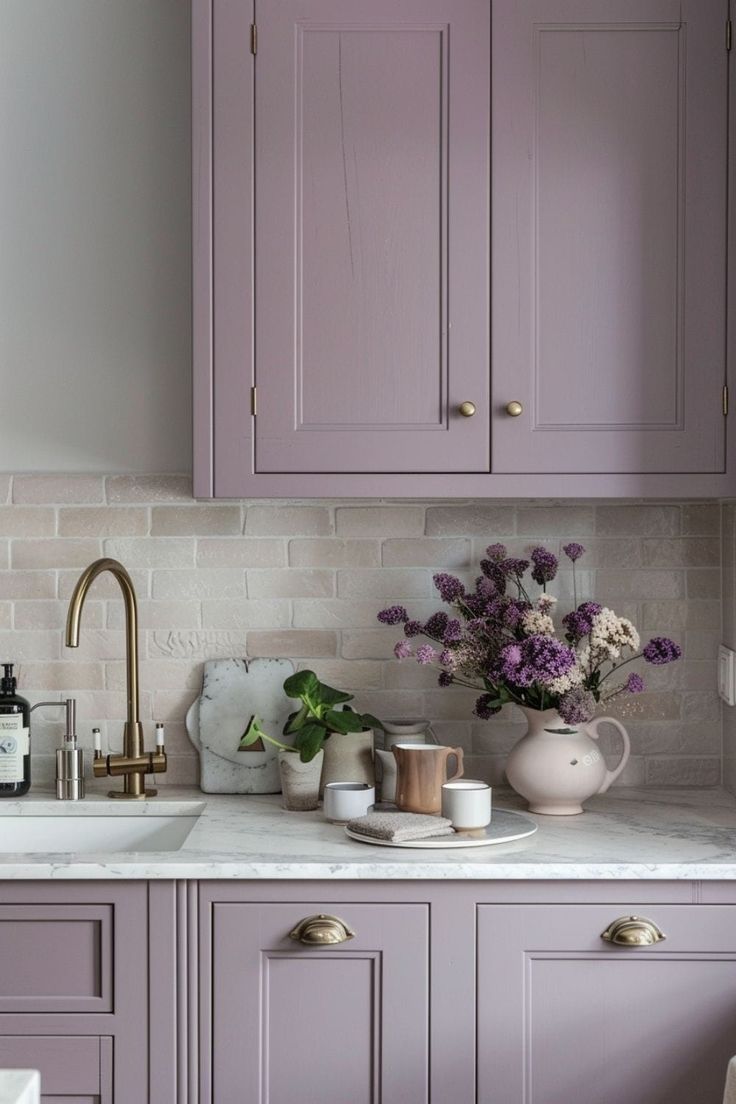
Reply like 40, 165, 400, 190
65, 557, 139, 726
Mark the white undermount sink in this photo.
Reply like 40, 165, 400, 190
0, 801, 205, 853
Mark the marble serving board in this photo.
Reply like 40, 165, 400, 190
186, 658, 295, 793
345, 810, 538, 849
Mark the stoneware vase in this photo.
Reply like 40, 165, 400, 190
278, 749, 324, 811
320, 730, 375, 795
505, 707, 631, 815
392, 743, 464, 815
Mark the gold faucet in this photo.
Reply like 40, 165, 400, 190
65, 558, 166, 799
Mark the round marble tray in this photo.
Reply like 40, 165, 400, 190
345, 809, 538, 849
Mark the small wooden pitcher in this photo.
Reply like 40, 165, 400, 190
392, 743, 464, 815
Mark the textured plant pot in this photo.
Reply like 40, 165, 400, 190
381, 718, 431, 750
320, 730, 375, 795
279, 749, 324, 811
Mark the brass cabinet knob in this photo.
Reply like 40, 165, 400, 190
458, 401, 477, 417
289, 914, 355, 946
505, 400, 524, 417
600, 916, 666, 947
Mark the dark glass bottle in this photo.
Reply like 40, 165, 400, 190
0, 663, 30, 796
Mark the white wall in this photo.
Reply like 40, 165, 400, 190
0, 0, 191, 473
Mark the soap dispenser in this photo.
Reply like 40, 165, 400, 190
0, 663, 31, 797
56, 699, 84, 801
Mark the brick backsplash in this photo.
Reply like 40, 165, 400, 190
0, 475, 724, 790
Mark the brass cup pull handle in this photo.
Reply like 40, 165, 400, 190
600, 915, 666, 947
505, 400, 524, 417
289, 914, 356, 946
458, 401, 476, 417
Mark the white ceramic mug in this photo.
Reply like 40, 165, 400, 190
323, 782, 375, 824
441, 779, 492, 830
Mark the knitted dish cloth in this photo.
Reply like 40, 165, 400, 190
347, 811, 454, 842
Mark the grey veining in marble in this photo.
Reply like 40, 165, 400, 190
0, 787, 736, 879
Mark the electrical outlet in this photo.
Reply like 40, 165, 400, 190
719, 644, 736, 706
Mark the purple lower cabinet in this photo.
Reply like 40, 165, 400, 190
0, 1035, 112, 1103
477, 903, 736, 1104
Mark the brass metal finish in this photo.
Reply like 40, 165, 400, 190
458, 401, 476, 418
505, 400, 524, 417
65, 558, 166, 799
600, 915, 666, 947
289, 914, 356, 946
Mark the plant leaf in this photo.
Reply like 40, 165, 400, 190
239, 715, 263, 748
316, 682, 354, 707
295, 722, 325, 763
283, 703, 309, 735
283, 670, 320, 700
324, 708, 364, 734
360, 713, 383, 732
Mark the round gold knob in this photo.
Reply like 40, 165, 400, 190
600, 916, 666, 947
505, 401, 523, 417
458, 401, 476, 418
289, 914, 355, 946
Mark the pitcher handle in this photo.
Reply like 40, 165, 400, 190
588, 717, 630, 794
447, 747, 464, 782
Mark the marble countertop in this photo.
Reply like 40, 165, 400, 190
1, 786, 736, 879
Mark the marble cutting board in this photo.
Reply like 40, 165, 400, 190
186, 658, 295, 793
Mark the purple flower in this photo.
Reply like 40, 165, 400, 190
439, 649, 456, 667
625, 672, 645, 694
377, 605, 408, 625
563, 542, 585, 563
475, 576, 498, 600
416, 644, 437, 665
486, 543, 507, 561
394, 640, 412, 660
643, 637, 682, 665
558, 688, 596, 725
404, 620, 423, 638
474, 693, 501, 720
424, 611, 449, 639
443, 618, 463, 643
497, 634, 576, 688
438, 670, 454, 687
562, 601, 602, 642
433, 573, 465, 603
530, 546, 558, 586
479, 560, 507, 592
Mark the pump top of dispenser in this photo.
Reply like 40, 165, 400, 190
1, 664, 17, 694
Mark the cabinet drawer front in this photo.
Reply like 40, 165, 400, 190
478, 904, 736, 1104
211, 902, 429, 1104
0, 906, 112, 1014
0, 1035, 111, 1101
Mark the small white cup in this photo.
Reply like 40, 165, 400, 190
323, 782, 375, 824
441, 779, 492, 831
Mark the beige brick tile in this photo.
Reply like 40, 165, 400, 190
67, 630, 128, 662
0, 476, 9, 504
471, 721, 526, 755
245, 505, 332, 536
73, 689, 153, 724
12, 539, 100, 570
15, 600, 103, 630
595, 504, 680, 536
456, 755, 509, 787
349, 690, 424, 718
0, 572, 55, 599
0, 543, 7, 569
147, 631, 249, 660
104, 538, 194, 569
516, 504, 595, 536
0, 631, 60, 660
247, 630, 337, 658
337, 569, 430, 599
106, 659, 202, 692
0, 603, 10, 630
156, 756, 199, 785
341, 630, 401, 659
606, 691, 681, 721
247, 569, 334, 599
288, 539, 380, 568
640, 599, 720, 632
614, 756, 647, 787
18, 662, 105, 691
151, 505, 242, 536
425, 505, 515, 536
383, 661, 443, 689
0, 507, 55, 537
12, 474, 104, 504
108, 600, 202, 631
641, 537, 720, 567
151, 690, 198, 724
423, 688, 483, 720
197, 538, 286, 568
145, 721, 193, 755
645, 757, 721, 786
682, 503, 720, 535
59, 507, 149, 537
681, 692, 721, 724
553, 538, 642, 568
153, 569, 245, 599
106, 474, 193, 503
300, 660, 383, 690
630, 722, 722, 756
336, 506, 424, 538
201, 599, 290, 630
594, 570, 685, 601
294, 599, 437, 629
423, 720, 474, 752
58, 568, 150, 600
382, 538, 471, 568
684, 630, 720, 660
686, 569, 720, 599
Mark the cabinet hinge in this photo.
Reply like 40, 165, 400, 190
727, 20, 732, 50
724, 385, 729, 416
251, 386, 257, 416
250, 23, 257, 55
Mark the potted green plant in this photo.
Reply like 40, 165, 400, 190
240, 670, 381, 809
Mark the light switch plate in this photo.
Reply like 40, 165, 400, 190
719, 644, 736, 706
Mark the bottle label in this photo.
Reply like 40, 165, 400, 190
0, 716, 29, 783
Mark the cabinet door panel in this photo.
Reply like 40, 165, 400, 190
477, 905, 736, 1104
255, 0, 489, 473
0, 1036, 112, 1103
492, 0, 727, 473
211, 902, 429, 1103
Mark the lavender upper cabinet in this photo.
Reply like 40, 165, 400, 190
477, 904, 736, 1103
206, 901, 429, 1103
492, 0, 728, 476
